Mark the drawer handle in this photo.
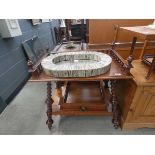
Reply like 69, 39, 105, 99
80, 106, 87, 112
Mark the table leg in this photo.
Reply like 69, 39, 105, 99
46, 82, 53, 130
110, 80, 120, 129
140, 39, 148, 59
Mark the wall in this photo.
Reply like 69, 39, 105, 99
0, 19, 60, 113
89, 19, 154, 43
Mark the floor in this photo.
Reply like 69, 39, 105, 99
0, 82, 155, 135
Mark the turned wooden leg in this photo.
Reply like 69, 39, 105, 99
46, 82, 53, 130
106, 80, 112, 112
111, 80, 120, 129
140, 39, 148, 59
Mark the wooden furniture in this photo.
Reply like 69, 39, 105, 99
26, 35, 155, 130
117, 60, 155, 130
89, 19, 154, 44
88, 20, 155, 59
113, 26, 155, 79
30, 43, 134, 130
98, 25, 155, 130
119, 26, 155, 57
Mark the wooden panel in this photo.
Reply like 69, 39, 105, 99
124, 86, 155, 124
89, 19, 154, 44
134, 87, 155, 116
132, 87, 151, 117
64, 81, 107, 111
61, 103, 106, 111
144, 95, 155, 115
52, 110, 112, 116
123, 86, 143, 122
121, 85, 155, 129
116, 79, 137, 122
66, 81, 103, 103
122, 122, 155, 130
116, 60, 155, 129
131, 60, 155, 86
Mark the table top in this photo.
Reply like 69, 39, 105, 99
29, 42, 133, 82
120, 26, 155, 40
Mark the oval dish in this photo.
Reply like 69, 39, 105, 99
41, 51, 112, 77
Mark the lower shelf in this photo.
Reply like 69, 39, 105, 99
51, 81, 112, 116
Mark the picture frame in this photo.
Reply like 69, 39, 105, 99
22, 36, 44, 65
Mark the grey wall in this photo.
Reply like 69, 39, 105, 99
0, 19, 60, 113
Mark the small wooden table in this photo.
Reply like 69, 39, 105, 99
119, 26, 155, 79
120, 26, 155, 57
30, 45, 134, 130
